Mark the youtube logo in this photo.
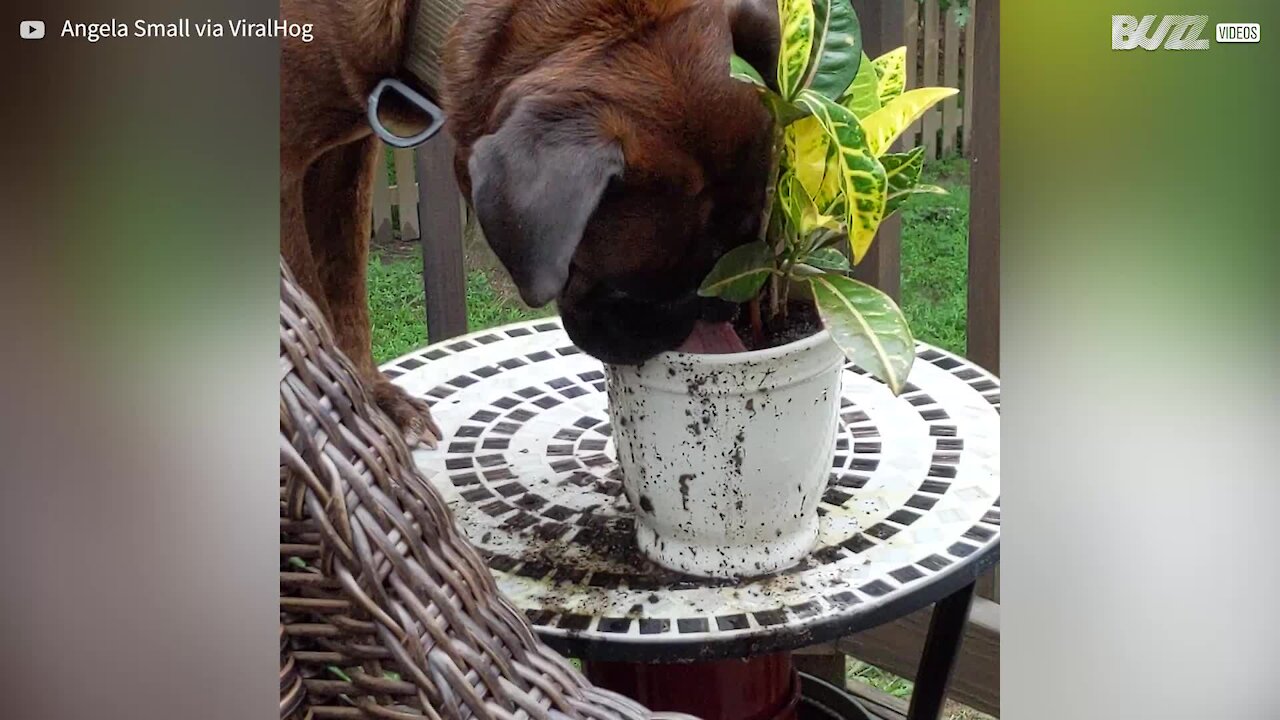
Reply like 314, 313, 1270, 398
20, 20, 45, 40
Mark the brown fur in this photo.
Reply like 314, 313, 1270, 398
279, 0, 440, 445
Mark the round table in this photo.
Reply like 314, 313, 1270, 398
386, 318, 1000, 720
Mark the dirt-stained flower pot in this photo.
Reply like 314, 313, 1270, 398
605, 330, 843, 578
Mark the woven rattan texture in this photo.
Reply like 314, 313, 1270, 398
279, 260, 691, 719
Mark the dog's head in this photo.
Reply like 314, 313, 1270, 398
446, 0, 779, 364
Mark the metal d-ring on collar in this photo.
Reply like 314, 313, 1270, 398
366, 78, 446, 149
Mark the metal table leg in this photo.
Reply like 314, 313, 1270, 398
906, 581, 977, 720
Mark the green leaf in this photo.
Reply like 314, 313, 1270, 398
861, 87, 958, 156
776, 0, 816, 100
794, 90, 887, 264
804, 247, 851, 272
871, 46, 907, 105
840, 52, 881, 119
881, 147, 924, 215
730, 54, 766, 87
801, 0, 863, 100
810, 273, 915, 394
698, 241, 775, 302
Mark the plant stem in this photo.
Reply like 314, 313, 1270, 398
758, 124, 786, 246
748, 297, 765, 347
759, 123, 786, 325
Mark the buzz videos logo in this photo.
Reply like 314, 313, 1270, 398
1112, 15, 1261, 50
1112, 15, 1209, 50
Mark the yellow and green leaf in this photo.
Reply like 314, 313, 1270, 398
881, 147, 924, 215
840, 52, 881, 119
861, 87, 958, 156
776, 0, 816, 100
871, 46, 907, 105
795, 89, 887, 264
810, 272, 915, 394
785, 116, 831, 205
800, 0, 862, 100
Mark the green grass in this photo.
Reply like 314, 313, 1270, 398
368, 157, 971, 363
899, 156, 969, 356
368, 255, 548, 364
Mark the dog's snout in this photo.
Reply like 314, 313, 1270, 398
559, 285, 700, 365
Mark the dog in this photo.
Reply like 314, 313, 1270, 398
280, 0, 778, 445
445, 0, 779, 363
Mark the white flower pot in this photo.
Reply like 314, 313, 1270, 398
605, 330, 843, 578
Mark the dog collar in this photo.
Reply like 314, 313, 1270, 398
366, 0, 465, 148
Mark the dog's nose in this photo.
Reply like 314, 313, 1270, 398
560, 296, 699, 365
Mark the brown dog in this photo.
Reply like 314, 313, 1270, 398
280, 0, 778, 445
445, 0, 778, 363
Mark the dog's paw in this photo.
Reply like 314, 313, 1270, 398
372, 379, 444, 449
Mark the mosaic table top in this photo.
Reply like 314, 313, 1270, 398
387, 318, 1000, 662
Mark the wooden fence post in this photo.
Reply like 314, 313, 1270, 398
393, 148, 421, 241
962, 8, 976, 156
904, 0, 919, 145
967, 0, 1000, 603
417, 133, 470, 343
850, 0, 904, 301
942, 7, 960, 157
372, 142, 394, 244
967, 0, 999, 375
921, 0, 941, 160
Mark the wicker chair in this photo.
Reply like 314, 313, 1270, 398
279, 259, 693, 720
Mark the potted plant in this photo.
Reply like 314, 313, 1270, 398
605, 0, 956, 578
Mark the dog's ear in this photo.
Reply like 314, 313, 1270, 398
468, 100, 624, 307
726, 0, 780, 87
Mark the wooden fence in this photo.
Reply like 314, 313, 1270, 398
372, 0, 977, 243
904, 0, 978, 161
381, 0, 999, 716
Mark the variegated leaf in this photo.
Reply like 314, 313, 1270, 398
887, 184, 948, 213
785, 116, 830, 202
730, 53, 766, 87
841, 52, 881, 119
795, 89, 887, 264
881, 147, 924, 215
912, 183, 947, 195
801, 0, 862, 100
862, 87, 958, 156
810, 272, 915, 394
804, 247, 851, 272
698, 241, 775, 302
776, 0, 816, 100
872, 46, 907, 105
